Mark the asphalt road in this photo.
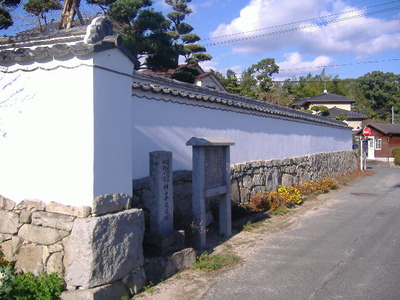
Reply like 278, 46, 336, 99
201, 167, 400, 300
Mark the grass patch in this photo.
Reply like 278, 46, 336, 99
193, 252, 241, 272
134, 281, 156, 298
270, 206, 288, 216
242, 220, 264, 231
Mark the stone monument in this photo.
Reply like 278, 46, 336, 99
144, 151, 184, 256
186, 137, 235, 250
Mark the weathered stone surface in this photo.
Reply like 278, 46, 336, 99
230, 179, 240, 205
0, 233, 5, 242
48, 242, 63, 253
0, 210, 20, 234
60, 281, 129, 300
32, 211, 75, 231
164, 248, 196, 279
18, 224, 66, 245
64, 209, 144, 288
92, 193, 130, 216
123, 268, 146, 295
144, 248, 196, 283
281, 174, 294, 188
15, 244, 45, 275
0, 195, 16, 210
46, 201, 91, 218
46, 252, 64, 276
15, 199, 45, 211
19, 209, 32, 223
0, 237, 22, 261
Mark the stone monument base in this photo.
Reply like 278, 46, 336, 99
144, 248, 196, 284
143, 230, 185, 257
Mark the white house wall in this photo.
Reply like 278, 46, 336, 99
0, 57, 95, 206
131, 93, 352, 179
92, 50, 134, 199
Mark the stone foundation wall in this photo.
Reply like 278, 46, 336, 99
231, 150, 359, 205
133, 150, 358, 231
0, 195, 146, 299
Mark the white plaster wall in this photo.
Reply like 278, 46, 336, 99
131, 95, 352, 179
92, 49, 134, 198
0, 57, 95, 206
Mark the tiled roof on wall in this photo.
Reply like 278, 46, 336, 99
0, 18, 138, 66
132, 72, 350, 129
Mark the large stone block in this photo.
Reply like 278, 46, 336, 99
92, 193, 130, 216
60, 281, 129, 300
15, 199, 45, 211
64, 209, 144, 289
122, 268, 146, 295
0, 210, 20, 234
0, 237, 22, 261
46, 201, 91, 218
46, 251, 64, 276
18, 224, 68, 245
281, 174, 294, 187
0, 195, 16, 210
32, 211, 75, 231
15, 244, 45, 275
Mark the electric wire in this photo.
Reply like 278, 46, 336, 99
201, 0, 400, 42
202, 5, 400, 47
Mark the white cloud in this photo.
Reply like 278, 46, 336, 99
275, 52, 333, 79
210, 0, 400, 58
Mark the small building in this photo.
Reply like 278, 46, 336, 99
291, 91, 356, 111
328, 107, 368, 132
291, 91, 368, 131
355, 123, 400, 161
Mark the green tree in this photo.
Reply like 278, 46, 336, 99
165, 0, 212, 65
239, 58, 279, 98
88, 0, 177, 70
214, 69, 241, 94
24, 0, 62, 32
355, 71, 400, 122
0, 0, 21, 30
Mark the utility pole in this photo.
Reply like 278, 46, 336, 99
392, 106, 395, 124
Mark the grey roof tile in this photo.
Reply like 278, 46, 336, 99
132, 72, 350, 129
328, 107, 368, 120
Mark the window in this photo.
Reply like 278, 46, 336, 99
375, 139, 382, 150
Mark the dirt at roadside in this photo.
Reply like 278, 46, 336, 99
134, 188, 344, 300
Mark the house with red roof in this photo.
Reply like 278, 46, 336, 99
355, 123, 400, 161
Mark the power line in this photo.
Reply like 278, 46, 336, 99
202, 5, 400, 47
279, 58, 400, 72
202, 0, 400, 42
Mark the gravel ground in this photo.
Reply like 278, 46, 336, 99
134, 187, 346, 300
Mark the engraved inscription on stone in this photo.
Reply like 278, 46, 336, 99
150, 151, 173, 235
205, 147, 224, 187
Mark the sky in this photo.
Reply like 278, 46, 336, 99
3, 0, 400, 80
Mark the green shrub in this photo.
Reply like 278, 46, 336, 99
0, 247, 63, 300
8, 272, 63, 300
0, 265, 15, 298
393, 148, 400, 166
